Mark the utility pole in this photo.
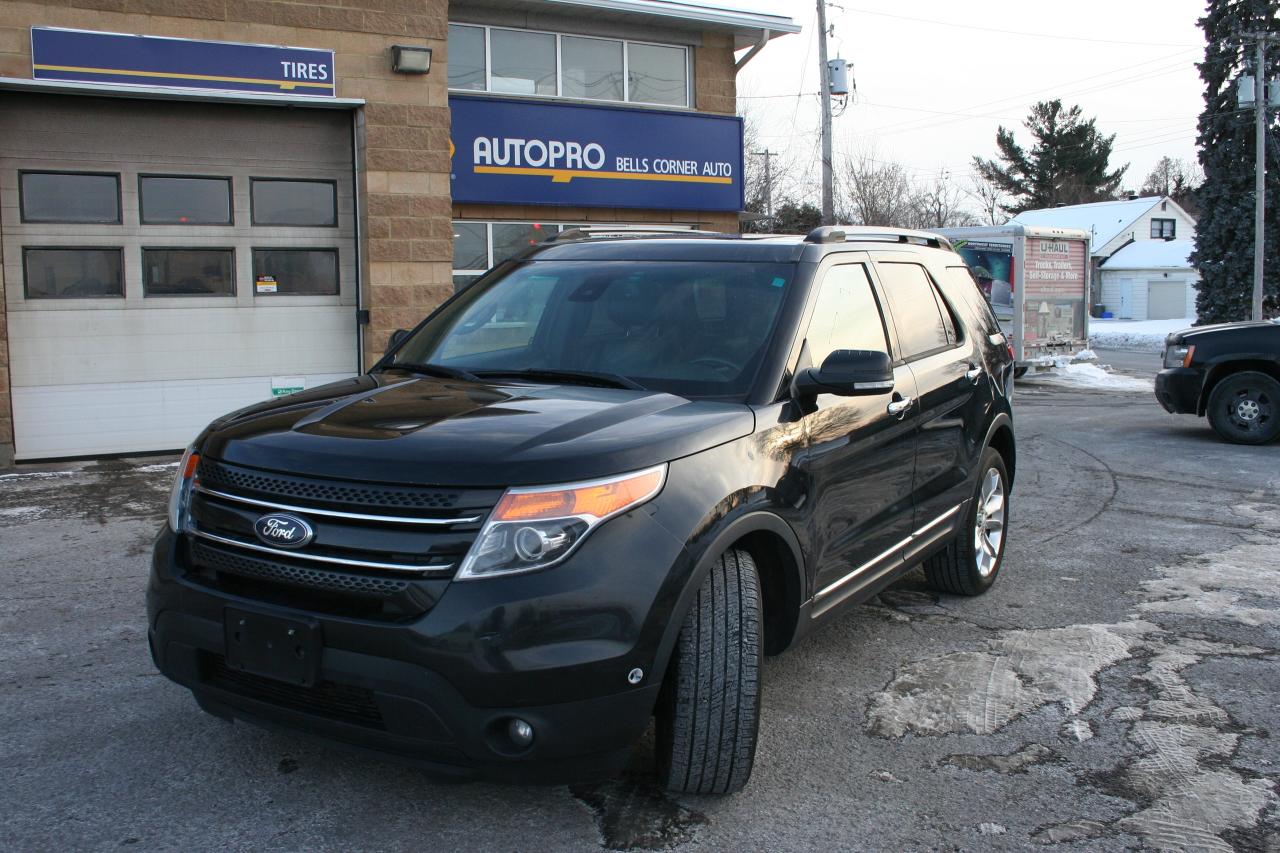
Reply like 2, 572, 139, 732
1241, 32, 1276, 321
816, 0, 834, 225
752, 149, 777, 221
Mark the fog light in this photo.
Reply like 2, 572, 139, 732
508, 718, 535, 748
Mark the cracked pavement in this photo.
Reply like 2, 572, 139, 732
1, 381, 1277, 852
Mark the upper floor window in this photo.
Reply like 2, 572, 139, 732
1150, 218, 1176, 239
447, 23, 690, 108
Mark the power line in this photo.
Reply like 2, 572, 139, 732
840, 6, 1201, 48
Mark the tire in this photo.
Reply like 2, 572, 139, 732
924, 447, 1009, 596
655, 549, 761, 795
1205, 371, 1280, 445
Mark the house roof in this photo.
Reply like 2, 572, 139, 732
1010, 196, 1166, 253
1102, 238, 1195, 270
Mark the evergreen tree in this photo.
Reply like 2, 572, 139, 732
1191, 0, 1280, 323
973, 99, 1127, 215
771, 201, 822, 234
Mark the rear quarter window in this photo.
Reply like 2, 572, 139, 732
940, 264, 1001, 337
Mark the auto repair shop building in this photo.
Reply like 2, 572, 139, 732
0, 0, 797, 464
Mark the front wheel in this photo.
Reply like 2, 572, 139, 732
655, 549, 761, 795
924, 447, 1010, 596
1206, 371, 1280, 445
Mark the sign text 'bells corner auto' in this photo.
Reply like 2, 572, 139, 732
449, 96, 744, 212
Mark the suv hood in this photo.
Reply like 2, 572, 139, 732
199, 372, 755, 487
1170, 320, 1280, 343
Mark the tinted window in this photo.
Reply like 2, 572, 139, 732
252, 249, 339, 295
393, 260, 792, 400
563, 36, 623, 101
805, 264, 888, 366
447, 24, 486, 91
20, 173, 119, 223
490, 29, 556, 96
140, 176, 232, 225
493, 222, 557, 264
24, 248, 123, 298
877, 262, 952, 359
142, 248, 234, 296
628, 43, 687, 106
251, 180, 337, 226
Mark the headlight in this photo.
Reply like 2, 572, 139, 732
167, 446, 200, 532
1163, 344, 1194, 368
457, 465, 667, 579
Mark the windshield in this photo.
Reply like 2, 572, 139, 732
389, 260, 793, 400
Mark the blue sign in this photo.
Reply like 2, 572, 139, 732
31, 27, 335, 97
450, 96, 744, 212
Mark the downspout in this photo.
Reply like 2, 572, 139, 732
734, 29, 770, 71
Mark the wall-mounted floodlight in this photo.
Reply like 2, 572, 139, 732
391, 45, 432, 74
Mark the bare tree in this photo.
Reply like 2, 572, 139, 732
966, 176, 1008, 226
910, 171, 977, 229
840, 149, 917, 227
739, 107, 797, 232
1138, 155, 1202, 217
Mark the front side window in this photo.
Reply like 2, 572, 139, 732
876, 262, 953, 360
393, 260, 793, 400
489, 29, 557, 96
252, 249, 339, 295
142, 248, 235, 296
804, 264, 889, 366
23, 248, 123, 298
140, 176, 232, 225
20, 172, 120, 223
1150, 218, 1176, 239
251, 179, 337, 227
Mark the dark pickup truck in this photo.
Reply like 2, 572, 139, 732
1156, 319, 1280, 444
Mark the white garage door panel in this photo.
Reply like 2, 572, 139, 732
9, 307, 356, 387
13, 374, 352, 458
1148, 282, 1188, 321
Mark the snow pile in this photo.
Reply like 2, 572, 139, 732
1020, 351, 1153, 392
1090, 318, 1193, 353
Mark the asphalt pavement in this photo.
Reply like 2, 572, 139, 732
2, 381, 1277, 852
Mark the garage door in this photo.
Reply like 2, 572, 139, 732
1147, 281, 1188, 321
0, 93, 358, 459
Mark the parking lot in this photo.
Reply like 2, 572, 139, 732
2, 376, 1277, 852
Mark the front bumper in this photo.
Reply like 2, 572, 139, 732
1155, 367, 1204, 414
147, 513, 684, 783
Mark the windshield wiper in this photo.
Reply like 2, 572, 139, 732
471, 368, 647, 391
376, 362, 481, 383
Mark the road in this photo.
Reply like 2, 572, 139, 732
2, 383, 1277, 852
1093, 348, 1162, 377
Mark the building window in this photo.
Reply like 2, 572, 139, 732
447, 24, 690, 108
142, 248, 235, 296
23, 247, 124, 298
451, 221, 693, 290
252, 248, 339, 295
1150, 218, 1176, 239
139, 176, 232, 225
251, 179, 338, 227
20, 172, 120, 224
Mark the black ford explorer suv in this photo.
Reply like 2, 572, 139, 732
149, 226, 1016, 794
1156, 319, 1280, 445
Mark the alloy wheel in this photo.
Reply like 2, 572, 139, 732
973, 467, 1005, 578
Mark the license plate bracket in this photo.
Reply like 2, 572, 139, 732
223, 608, 321, 687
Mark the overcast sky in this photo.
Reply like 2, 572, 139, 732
725, 0, 1206, 203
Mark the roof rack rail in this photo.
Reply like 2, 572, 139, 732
549, 225, 721, 243
803, 225, 954, 251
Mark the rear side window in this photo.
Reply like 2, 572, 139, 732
877, 262, 952, 360
944, 265, 1001, 334
805, 264, 888, 366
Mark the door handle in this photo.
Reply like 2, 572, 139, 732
965, 365, 984, 383
887, 396, 913, 418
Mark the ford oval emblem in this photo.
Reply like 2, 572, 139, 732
253, 513, 314, 549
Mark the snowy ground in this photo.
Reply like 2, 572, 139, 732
1018, 350, 1154, 392
1089, 318, 1194, 353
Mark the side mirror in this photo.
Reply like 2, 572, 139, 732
793, 349, 894, 398
385, 328, 410, 355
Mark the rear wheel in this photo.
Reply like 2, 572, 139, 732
1206, 371, 1280, 445
924, 447, 1009, 596
656, 549, 761, 795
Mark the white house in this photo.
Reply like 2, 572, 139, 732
1009, 196, 1198, 317
1099, 239, 1199, 320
